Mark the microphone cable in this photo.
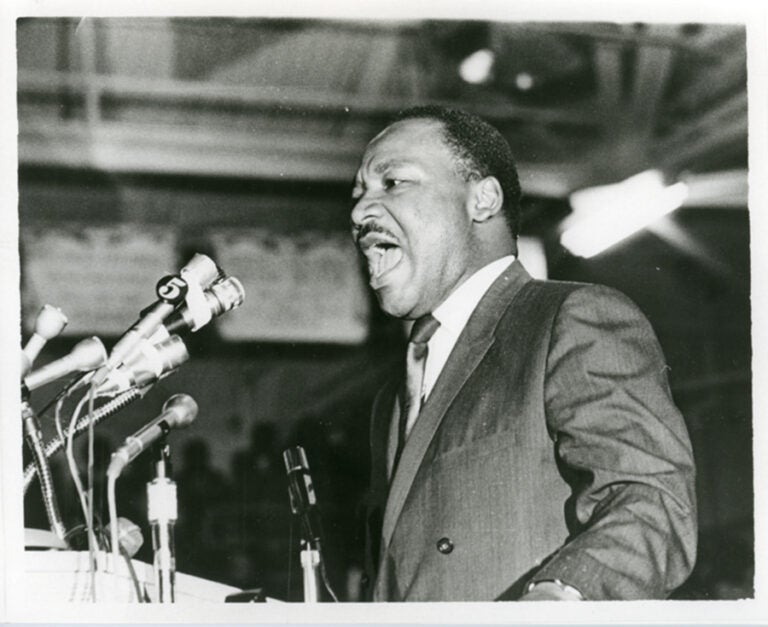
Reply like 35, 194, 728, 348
285, 510, 295, 601
38, 371, 92, 417
64, 386, 103, 601
318, 539, 339, 602
85, 381, 99, 599
64, 391, 92, 544
24, 387, 145, 492
285, 516, 339, 602
285, 488, 339, 602
106, 468, 146, 602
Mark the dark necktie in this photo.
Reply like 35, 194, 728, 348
393, 314, 440, 473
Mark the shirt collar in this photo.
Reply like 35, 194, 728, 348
432, 256, 516, 336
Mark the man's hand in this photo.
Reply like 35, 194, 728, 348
519, 581, 584, 601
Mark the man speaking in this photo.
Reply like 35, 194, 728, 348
350, 105, 696, 601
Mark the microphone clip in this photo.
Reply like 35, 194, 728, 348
153, 275, 189, 307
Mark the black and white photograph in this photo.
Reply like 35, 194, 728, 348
1, 0, 765, 623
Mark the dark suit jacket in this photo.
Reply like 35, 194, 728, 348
364, 260, 697, 601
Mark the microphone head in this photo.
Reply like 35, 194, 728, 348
96, 335, 189, 396
70, 336, 108, 371
162, 393, 198, 429
24, 336, 107, 391
205, 276, 245, 317
283, 445, 310, 473
154, 335, 190, 372
123, 334, 189, 378
180, 254, 222, 290
206, 276, 245, 316
282, 445, 321, 543
106, 517, 144, 558
22, 305, 69, 373
34, 304, 68, 339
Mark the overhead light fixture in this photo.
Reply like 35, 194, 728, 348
459, 48, 495, 85
560, 169, 689, 258
515, 72, 534, 91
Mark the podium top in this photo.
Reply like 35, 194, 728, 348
24, 549, 241, 603
24, 527, 68, 550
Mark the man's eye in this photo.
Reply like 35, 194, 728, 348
384, 178, 404, 190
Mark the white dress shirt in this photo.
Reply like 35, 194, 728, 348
420, 255, 515, 407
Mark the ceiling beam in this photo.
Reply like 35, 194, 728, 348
582, 25, 677, 186
681, 169, 748, 208
630, 24, 676, 140
19, 119, 586, 197
528, 22, 720, 59
18, 69, 599, 128
593, 41, 623, 131
655, 93, 748, 171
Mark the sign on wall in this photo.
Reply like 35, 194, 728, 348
210, 228, 370, 344
21, 224, 178, 336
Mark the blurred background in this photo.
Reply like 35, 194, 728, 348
17, 17, 750, 601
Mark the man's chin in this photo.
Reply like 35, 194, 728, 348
373, 283, 416, 319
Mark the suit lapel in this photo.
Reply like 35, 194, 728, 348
365, 379, 398, 583
379, 260, 533, 552
386, 384, 403, 480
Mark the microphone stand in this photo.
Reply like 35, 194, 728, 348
283, 446, 326, 603
300, 539, 322, 603
147, 439, 177, 603
21, 387, 68, 543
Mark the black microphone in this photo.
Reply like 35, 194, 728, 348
107, 394, 198, 478
283, 446, 322, 546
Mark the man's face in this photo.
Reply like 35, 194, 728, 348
351, 118, 478, 319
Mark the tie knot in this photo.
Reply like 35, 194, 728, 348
409, 314, 440, 345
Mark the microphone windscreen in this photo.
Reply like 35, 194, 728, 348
107, 516, 144, 557
162, 393, 199, 429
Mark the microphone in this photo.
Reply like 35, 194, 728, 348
24, 336, 107, 392
21, 304, 68, 376
163, 276, 245, 336
94, 335, 189, 397
97, 254, 221, 378
283, 446, 322, 546
107, 394, 198, 479
106, 516, 144, 557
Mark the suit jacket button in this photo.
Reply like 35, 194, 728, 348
436, 537, 454, 554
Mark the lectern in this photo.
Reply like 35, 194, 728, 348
23, 549, 240, 603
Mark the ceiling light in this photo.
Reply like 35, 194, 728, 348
515, 72, 534, 91
560, 170, 689, 258
459, 49, 495, 85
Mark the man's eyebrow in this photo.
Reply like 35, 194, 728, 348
351, 159, 417, 195
372, 158, 413, 175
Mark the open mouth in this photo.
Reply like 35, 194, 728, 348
358, 233, 404, 284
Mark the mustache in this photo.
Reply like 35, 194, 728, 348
353, 221, 398, 245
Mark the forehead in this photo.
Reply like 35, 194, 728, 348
360, 118, 453, 169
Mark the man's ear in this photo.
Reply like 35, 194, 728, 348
469, 176, 504, 223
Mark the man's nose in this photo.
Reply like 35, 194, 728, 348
350, 192, 385, 228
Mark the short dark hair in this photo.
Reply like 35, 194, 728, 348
391, 105, 522, 238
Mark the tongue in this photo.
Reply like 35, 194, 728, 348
371, 246, 403, 278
